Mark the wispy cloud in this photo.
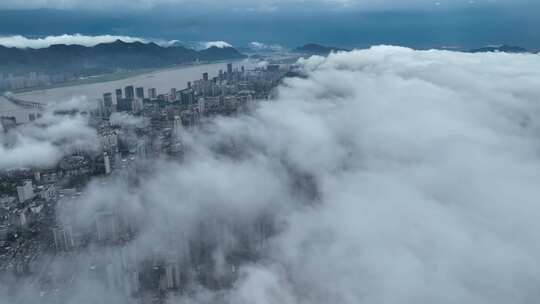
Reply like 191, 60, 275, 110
0, 34, 144, 49
249, 41, 286, 52
202, 41, 233, 49
0, 34, 182, 49
0, 96, 98, 169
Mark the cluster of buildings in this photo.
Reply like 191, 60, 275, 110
99, 63, 283, 120
0, 71, 71, 91
93, 63, 286, 164
0, 62, 288, 301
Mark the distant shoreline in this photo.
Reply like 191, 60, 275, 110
8, 59, 241, 96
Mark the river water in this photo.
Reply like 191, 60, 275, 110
0, 96, 40, 124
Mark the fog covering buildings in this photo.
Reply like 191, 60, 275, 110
0, 62, 288, 302
1, 47, 540, 304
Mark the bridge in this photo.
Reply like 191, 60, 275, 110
3, 94, 46, 110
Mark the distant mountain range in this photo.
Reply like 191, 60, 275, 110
295, 43, 350, 55
294, 43, 537, 55
2, 40, 534, 79
0, 40, 246, 76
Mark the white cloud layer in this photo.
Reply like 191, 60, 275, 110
0, 34, 233, 50
0, 97, 99, 169
0, 34, 148, 49
249, 41, 286, 52
3, 46, 540, 303
237, 46, 540, 303
109, 112, 147, 127
202, 41, 233, 49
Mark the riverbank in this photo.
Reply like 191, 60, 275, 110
13, 60, 255, 104
7, 59, 242, 96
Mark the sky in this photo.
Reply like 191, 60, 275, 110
0, 0, 526, 10
2, 47, 540, 303
0, 0, 538, 49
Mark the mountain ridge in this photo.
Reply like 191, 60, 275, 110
295, 43, 350, 55
468, 45, 531, 53
0, 40, 246, 76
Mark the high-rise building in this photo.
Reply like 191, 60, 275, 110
227, 63, 233, 74
104, 152, 111, 175
96, 212, 119, 243
170, 88, 177, 101
267, 64, 280, 72
173, 115, 182, 137
136, 139, 149, 159
132, 98, 144, 113
203, 72, 209, 82
117, 98, 133, 112
148, 88, 157, 99
115, 89, 123, 103
52, 226, 75, 251
125, 85, 135, 100
180, 89, 195, 105
16, 180, 34, 203
103, 93, 113, 107
198, 97, 206, 115
101, 93, 114, 117
100, 132, 119, 152
136, 87, 144, 99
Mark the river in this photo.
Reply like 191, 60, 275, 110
0, 96, 40, 124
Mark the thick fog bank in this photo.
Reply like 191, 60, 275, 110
3, 46, 540, 303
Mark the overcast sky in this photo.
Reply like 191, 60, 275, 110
0, 0, 538, 50
0, 0, 534, 11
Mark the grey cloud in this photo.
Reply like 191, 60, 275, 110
0, 0, 528, 10
249, 42, 285, 51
